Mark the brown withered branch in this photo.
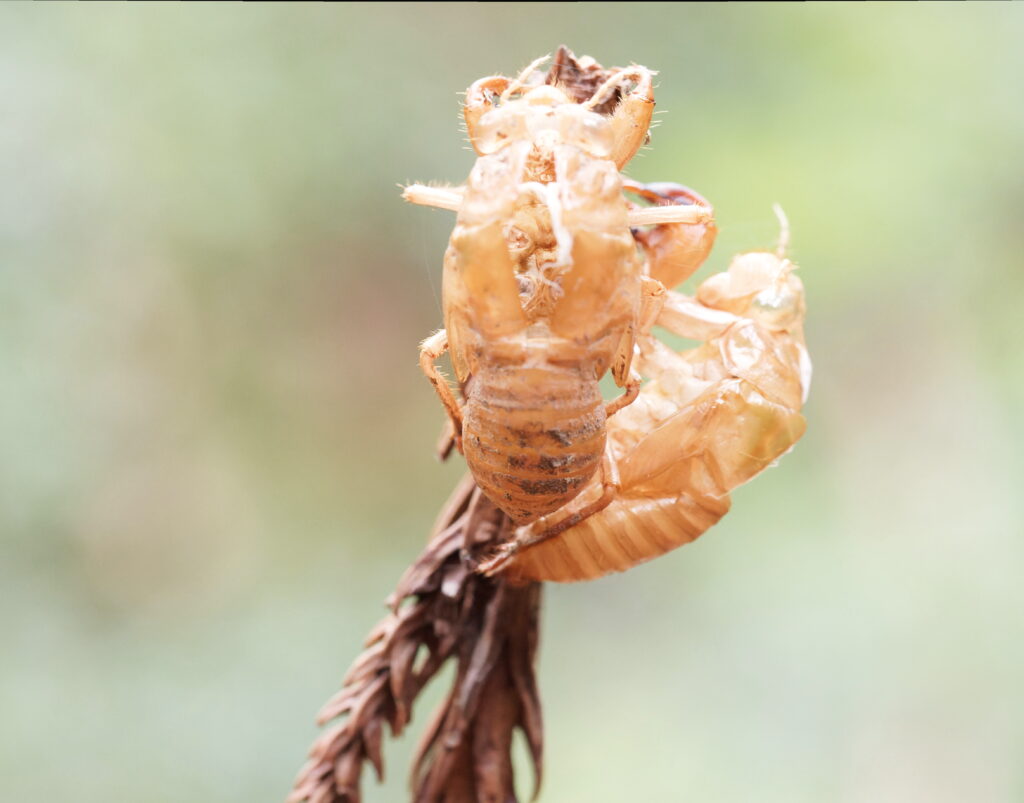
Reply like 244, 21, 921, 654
288, 474, 542, 803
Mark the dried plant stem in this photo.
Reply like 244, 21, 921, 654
289, 475, 543, 803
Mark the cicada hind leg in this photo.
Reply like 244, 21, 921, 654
477, 447, 621, 578
418, 330, 466, 458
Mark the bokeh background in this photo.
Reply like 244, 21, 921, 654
3, 4, 1023, 801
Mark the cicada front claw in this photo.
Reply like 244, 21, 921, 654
626, 180, 718, 288
584, 67, 656, 169
464, 75, 511, 155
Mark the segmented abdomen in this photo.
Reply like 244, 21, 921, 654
503, 492, 732, 584
462, 364, 606, 524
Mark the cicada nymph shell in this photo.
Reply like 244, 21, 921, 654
407, 47, 810, 583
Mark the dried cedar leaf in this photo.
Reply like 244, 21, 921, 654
411, 686, 453, 782
309, 785, 336, 803
334, 749, 363, 801
310, 723, 355, 763
546, 44, 622, 115
362, 719, 385, 782
471, 666, 520, 802
346, 674, 388, 732
290, 476, 543, 803
388, 637, 420, 711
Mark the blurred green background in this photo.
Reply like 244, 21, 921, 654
2, 4, 1023, 801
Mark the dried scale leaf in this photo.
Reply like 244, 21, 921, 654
289, 474, 543, 803
545, 44, 623, 115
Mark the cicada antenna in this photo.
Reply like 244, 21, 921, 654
499, 54, 551, 103
772, 203, 790, 259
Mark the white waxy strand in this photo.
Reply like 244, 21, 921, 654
627, 204, 713, 227
499, 54, 551, 103
401, 185, 715, 228
582, 68, 647, 111
773, 203, 790, 258
543, 182, 574, 268
520, 181, 574, 268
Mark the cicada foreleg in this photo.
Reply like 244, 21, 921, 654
603, 277, 665, 418
583, 67, 655, 170
419, 330, 464, 454
625, 180, 717, 289
604, 369, 641, 418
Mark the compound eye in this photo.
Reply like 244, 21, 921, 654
464, 75, 512, 154
750, 285, 799, 330
473, 107, 528, 155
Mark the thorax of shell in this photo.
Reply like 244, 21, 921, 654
472, 326, 598, 376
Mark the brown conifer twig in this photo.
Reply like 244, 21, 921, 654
289, 474, 543, 803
